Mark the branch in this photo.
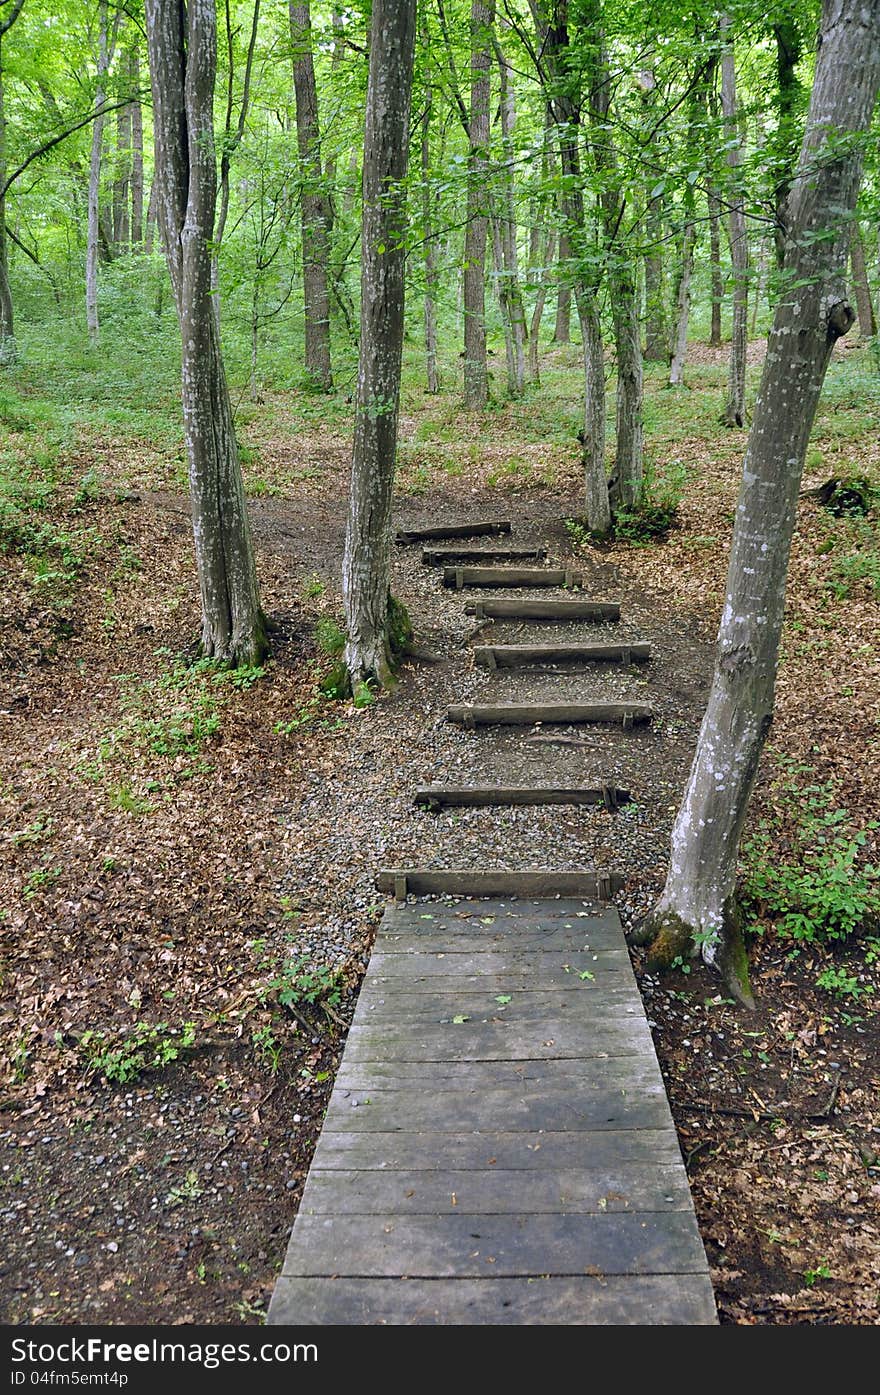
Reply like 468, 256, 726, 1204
0, 0, 25, 39
1, 96, 149, 200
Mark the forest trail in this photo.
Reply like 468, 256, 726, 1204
268, 523, 716, 1325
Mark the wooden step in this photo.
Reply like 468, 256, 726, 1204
466, 598, 620, 622
474, 642, 650, 669
414, 785, 632, 811
423, 544, 547, 566
395, 519, 512, 544
444, 565, 581, 591
376, 869, 626, 900
447, 702, 653, 728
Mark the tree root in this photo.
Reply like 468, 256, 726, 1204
636, 899, 755, 1009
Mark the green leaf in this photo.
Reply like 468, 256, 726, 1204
495, 994, 512, 1005
452, 1014, 469, 1024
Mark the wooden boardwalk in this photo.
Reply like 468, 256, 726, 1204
268, 897, 716, 1325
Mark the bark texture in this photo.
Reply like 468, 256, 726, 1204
342, 0, 416, 686
290, 0, 332, 390
421, 94, 440, 393
642, 0, 880, 1004
851, 221, 877, 339
494, 36, 526, 396
721, 22, 748, 426
145, 0, 266, 666
462, 0, 493, 409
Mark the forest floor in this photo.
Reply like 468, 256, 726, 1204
1, 342, 878, 1326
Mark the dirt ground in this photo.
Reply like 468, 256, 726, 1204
1, 394, 878, 1325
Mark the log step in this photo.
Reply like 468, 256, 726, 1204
376, 869, 626, 901
414, 785, 632, 811
423, 545, 547, 566
395, 520, 512, 544
466, 598, 620, 622
447, 703, 653, 728
474, 642, 650, 669
444, 565, 581, 590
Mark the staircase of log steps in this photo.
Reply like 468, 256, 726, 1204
268, 516, 717, 1326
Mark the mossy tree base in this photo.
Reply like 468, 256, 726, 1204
638, 896, 755, 1009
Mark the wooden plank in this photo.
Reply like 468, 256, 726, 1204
366, 947, 634, 979
342, 1020, 655, 1063
473, 642, 650, 668
446, 702, 653, 728
351, 992, 644, 1026
298, 1165, 695, 1215
465, 597, 620, 621
334, 1055, 652, 1089
280, 1212, 710, 1279
422, 545, 547, 565
413, 785, 632, 811
443, 566, 581, 590
375, 924, 627, 952
268, 1274, 718, 1325
300, 1128, 686, 1171
321, 1084, 670, 1134
375, 868, 626, 899
395, 520, 512, 544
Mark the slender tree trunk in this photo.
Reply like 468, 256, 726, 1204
145, 0, 266, 666
342, 0, 416, 688
0, 31, 15, 365
668, 221, 695, 387
462, 0, 493, 409
290, 0, 332, 390
130, 45, 144, 245
579, 288, 608, 530
495, 36, 526, 395
644, 198, 667, 361
421, 97, 440, 393
86, 1, 112, 341
721, 21, 748, 426
851, 220, 877, 339
113, 90, 131, 248
708, 186, 723, 346
641, 0, 880, 1005
528, 229, 557, 385
553, 230, 571, 342
772, 18, 802, 268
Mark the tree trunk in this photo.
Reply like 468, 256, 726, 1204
342, 0, 416, 688
708, 186, 723, 346
421, 98, 440, 393
851, 220, 877, 339
528, 229, 557, 385
130, 44, 144, 245
113, 88, 131, 249
495, 36, 526, 396
0, 30, 15, 365
772, 18, 802, 268
721, 21, 748, 426
532, 0, 609, 532
553, 231, 572, 342
145, 0, 266, 667
290, 0, 333, 390
462, 0, 493, 410
644, 199, 667, 361
640, 0, 880, 1005
86, 1, 112, 341
668, 220, 695, 388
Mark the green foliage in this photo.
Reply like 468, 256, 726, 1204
315, 617, 346, 656
78, 1021, 196, 1084
613, 460, 687, 543
268, 955, 344, 1013
815, 965, 872, 1002
742, 772, 880, 946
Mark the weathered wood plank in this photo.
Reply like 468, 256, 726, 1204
281, 1212, 710, 1279
447, 703, 653, 728
335, 1054, 653, 1089
474, 642, 650, 668
375, 868, 627, 899
299, 1165, 694, 1215
395, 520, 512, 544
351, 992, 643, 1026
268, 1274, 717, 1325
422, 545, 547, 565
367, 947, 633, 978
465, 597, 620, 621
342, 1020, 655, 1063
443, 566, 581, 590
322, 1082, 670, 1134
413, 785, 632, 811
302, 1128, 685, 1171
